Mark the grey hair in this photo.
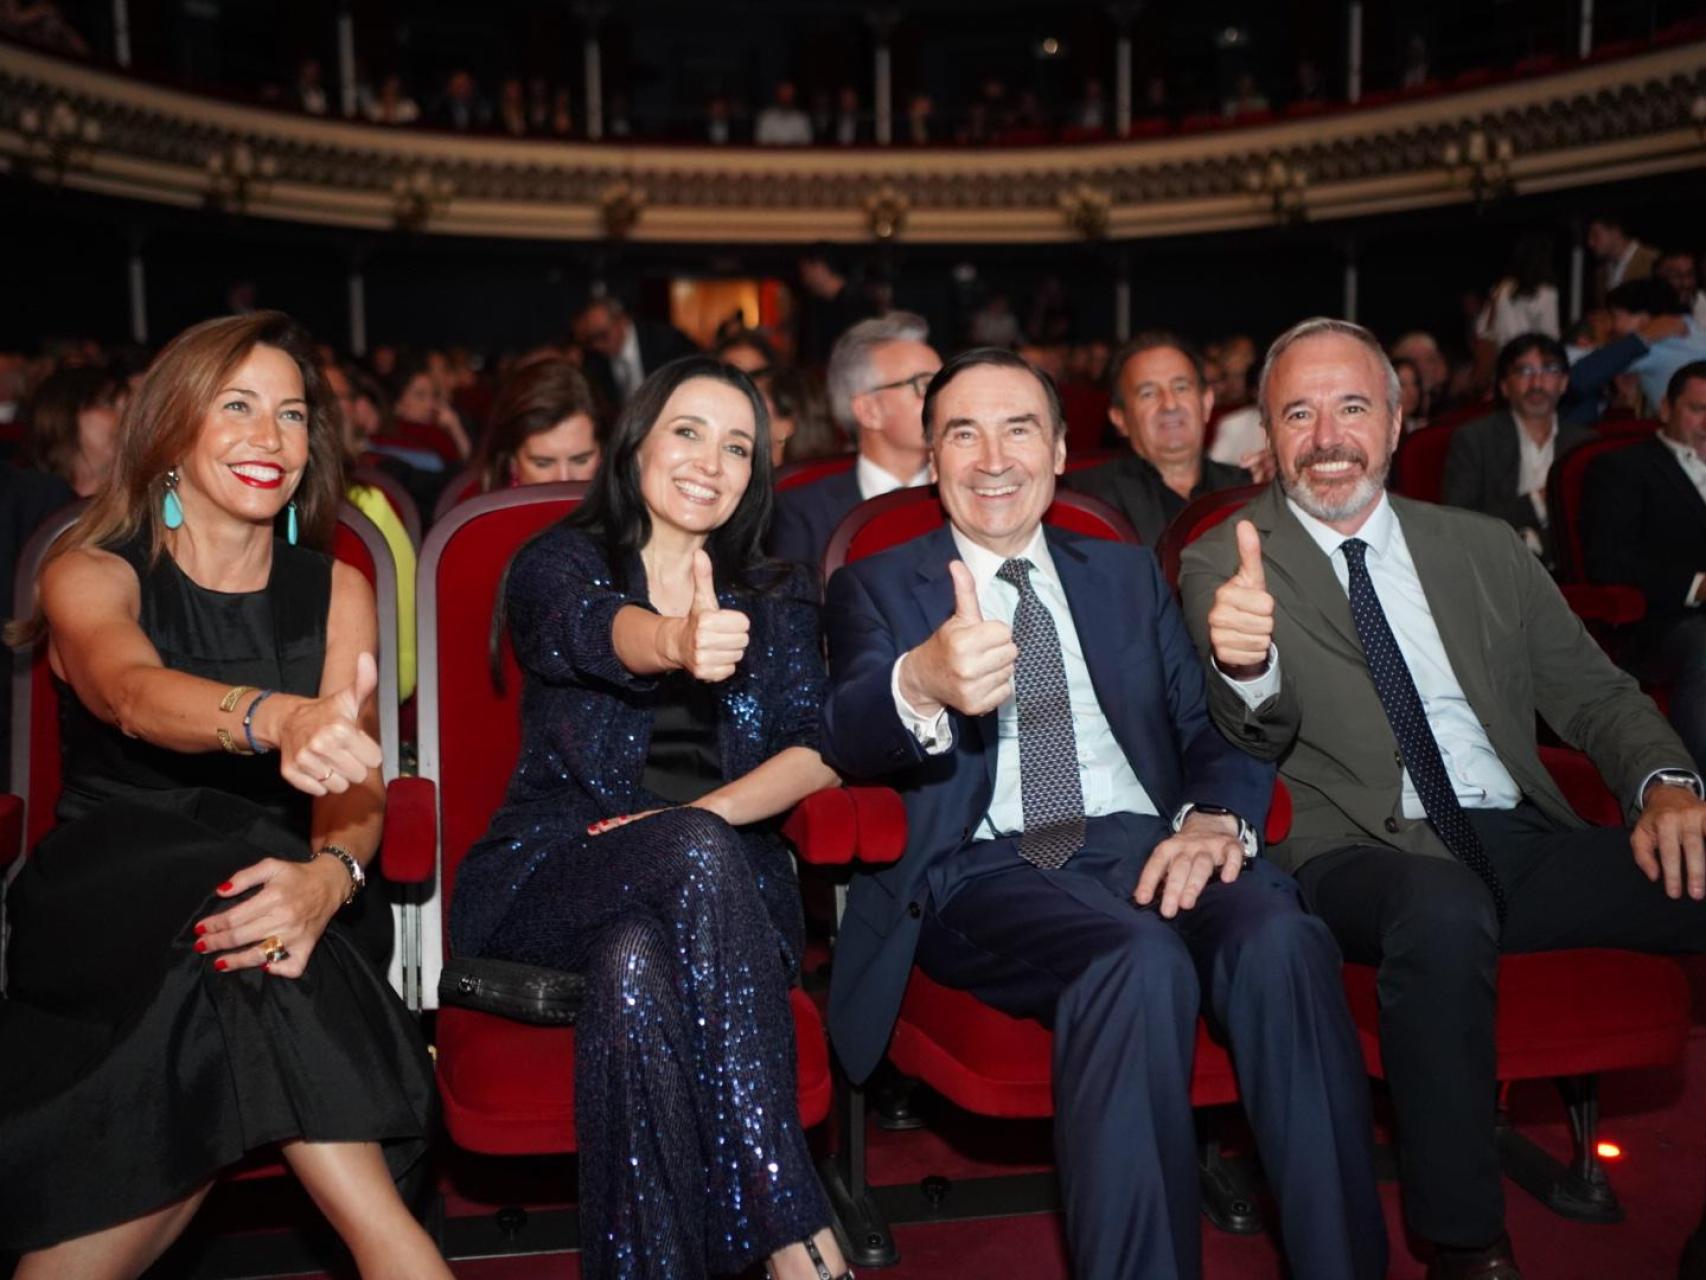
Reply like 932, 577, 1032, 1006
826, 310, 930, 431
1256, 316, 1402, 429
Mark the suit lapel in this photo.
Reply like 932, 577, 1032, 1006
1645, 440, 1706, 542
907, 527, 999, 792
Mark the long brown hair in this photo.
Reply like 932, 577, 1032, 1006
474, 356, 604, 491
23, 364, 125, 487
10, 312, 345, 643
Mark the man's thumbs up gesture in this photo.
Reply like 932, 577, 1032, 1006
897, 559, 1018, 717
665, 550, 751, 682
1207, 520, 1275, 677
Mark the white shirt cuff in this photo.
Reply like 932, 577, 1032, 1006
1686, 572, 1704, 608
1215, 645, 1281, 709
890, 656, 954, 754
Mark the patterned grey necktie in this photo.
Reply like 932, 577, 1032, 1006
995, 557, 1085, 869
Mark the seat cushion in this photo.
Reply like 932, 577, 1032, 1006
436, 987, 830, 1156
889, 968, 1239, 1119
1342, 949, 1690, 1081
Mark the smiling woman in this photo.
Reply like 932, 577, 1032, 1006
0, 313, 450, 1278
451, 355, 853, 1280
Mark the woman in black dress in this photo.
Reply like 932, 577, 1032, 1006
0, 312, 449, 1279
451, 357, 852, 1280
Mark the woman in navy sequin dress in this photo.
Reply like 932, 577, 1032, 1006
451, 357, 852, 1280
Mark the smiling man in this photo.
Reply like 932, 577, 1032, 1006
1180, 317, 1706, 1280
820, 347, 1385, 1280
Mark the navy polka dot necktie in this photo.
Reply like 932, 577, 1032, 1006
1341, 538, 1508, 924
995, 557, 1085, 870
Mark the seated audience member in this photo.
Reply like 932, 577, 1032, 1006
0, 312, 446, 1277
1065, 332, 1252, 545
1656, 248, 1706, 329
1394, 356, 1431, 432
795, 245, 877, 367
754, 79, 813, 145
324, 359, 417, 702
1182, 317, 1706, 1280
1391, 331, 1452, 410
450, 357, 851, 1280
293, 58, 328, 115
1477, 234, 1560, 350
364, 72, 420, 125
428, 69, 490, 132
820, 347, 1385, 1280
1593, 279, 1706, 413
1566, 286, 1689, 420
472, 356, 603, 489
770, 312, 940, 572
387, 353, 472, 459
767, 365, 841, 464
1583, 361, 1706, 768
1442, 333, 1590, 564
23, 363, 126, 496
572, 296, 699, 409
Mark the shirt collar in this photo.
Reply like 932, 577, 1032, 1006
1656, 431, 1703, 467
856, 454, 931, 499
1285, 488, 1397, 563
949, 522, 1056, 593
1515, 415, 1560, 450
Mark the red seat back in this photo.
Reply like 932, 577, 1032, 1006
1547, 434, 1647, 581
1391, 422, 1462, 503
824, 486, 1136, 580
774, 454, 855, 494
1154, 482, 1266, 589
1061, 447, 1122, 475
416, 484, 586, 948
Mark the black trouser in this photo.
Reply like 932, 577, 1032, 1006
1295, 803, 1706, 1248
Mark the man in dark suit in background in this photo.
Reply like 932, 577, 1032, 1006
571, 295, 699, 408
770, 312, 940, 573
1183, 317, 1706, 1280
1065, 331, 1252, 545
821, 347, 1385, 1280
1584, 360, 1706, 770
1442, 333, 1593, 566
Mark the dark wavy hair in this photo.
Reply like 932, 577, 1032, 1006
569, 355, 781, 595
475, 356, 605, 490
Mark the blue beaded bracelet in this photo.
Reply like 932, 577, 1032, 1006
242, 689, 277, 755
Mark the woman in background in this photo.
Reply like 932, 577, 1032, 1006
472, 355, 604, 490
24, 363, 127, 496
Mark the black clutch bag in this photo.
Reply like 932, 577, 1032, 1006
438, 956, 585, 1025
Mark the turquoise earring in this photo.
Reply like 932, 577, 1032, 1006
161, 469, 184, 529
285, 501, 299, 546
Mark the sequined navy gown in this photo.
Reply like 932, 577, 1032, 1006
451, 522, 832, 1280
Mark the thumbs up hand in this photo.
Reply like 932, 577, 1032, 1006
1207, 520, 1275, 677
275, 651, 386, 796
897, 560, 1018, 718
666, 550, 751, 683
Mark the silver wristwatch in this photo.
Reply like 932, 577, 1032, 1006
1172, 802, 1259, 864
1644, 770, 1705, 803
316, 844, 367, 906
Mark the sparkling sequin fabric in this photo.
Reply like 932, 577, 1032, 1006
450, 523, 831, 1278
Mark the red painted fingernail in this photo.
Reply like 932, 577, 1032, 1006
217, 881, 233, 892
194, 940, 207, 953
194, 922, 207, 936
214, 958, 228, 971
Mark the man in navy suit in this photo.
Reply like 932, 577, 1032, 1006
820, 348, 1385, 1280
770, 312, 940, 574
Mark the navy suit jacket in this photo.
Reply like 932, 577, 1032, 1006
820, 524, 1273, 1083
769, 467, 862, 574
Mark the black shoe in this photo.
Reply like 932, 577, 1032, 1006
1679, 1217, 1706, 1280
1425, 1233, 1522, 1280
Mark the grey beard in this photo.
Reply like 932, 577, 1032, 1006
1280, 468, 1386, 524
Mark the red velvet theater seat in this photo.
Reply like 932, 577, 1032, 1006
775, 453, 855, 493
407, 483, 847, 1161
1390, 420, 1462, 503
1155, 482, 1264, 589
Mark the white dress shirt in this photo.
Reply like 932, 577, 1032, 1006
1655, 432, 1706, 607
891, 525, 1157, 839
1224, 493, 1522, 816
1514, 416, 1559, 523
856, 455, 931, 500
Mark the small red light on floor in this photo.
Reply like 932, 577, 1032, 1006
1596, 1141, 1623, 1160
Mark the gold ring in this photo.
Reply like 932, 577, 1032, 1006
261, 936, 289, 965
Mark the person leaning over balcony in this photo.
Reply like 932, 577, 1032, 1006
0, 311, 446, 1278
450, 356, 853, 1280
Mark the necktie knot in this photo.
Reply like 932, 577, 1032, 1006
1340, 537, 1369, 570
996, 557, 1035, 591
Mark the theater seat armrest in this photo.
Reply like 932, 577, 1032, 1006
381, 775, 437, 884
1560, 583, 1646, 628
783, 787, 858, 865
846, 785, 907, 865
1537, 745, 1623, 827
0, 793, 21, 872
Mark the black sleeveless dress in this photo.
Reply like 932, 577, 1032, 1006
0, 536, 434, 1253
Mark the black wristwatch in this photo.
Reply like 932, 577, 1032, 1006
1172, 802, 1259, 865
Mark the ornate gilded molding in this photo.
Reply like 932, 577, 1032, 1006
1, 41, 1702, 243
